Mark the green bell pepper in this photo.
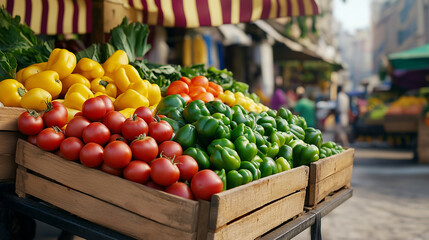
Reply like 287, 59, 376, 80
266, 141, 280, 158
213, 122, 231, 139
232, 81, 249, 93
276, 157, 291, 172
257, 116, 277, 136
156, 94, 186, 112
183, 146, 210, 169
277, 107, 292, 122
212, 112, 230, 126
254, 131, 265, 147
226, 169, 253, 189
205, 101, 232, 119
240, 161, 261, 180
231, 123, 256, 143
250, 155, 263, 168
210, 145, 241, 171
173, 124, 196, 150
290, 124, 305, 140
234, 136, 257, 162
183, 99, 210, 123
232, 108, 252, 128
253, 124, 265, 136
293, 143, 319, 166
160, 116, 180, 138
277, 145, 293, 161
207, 138, 235, 155
269, 130, 287, 147
195, 116, 220, 139
321, 141, 336, 149
304, 127, 323, 148
275, 117, 290, 132
291, 115, 307, 130
266, 109, 277, 118
260, 156, 278, 178
214, 169, 227, 191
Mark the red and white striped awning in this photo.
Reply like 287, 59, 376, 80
1, 0, 92, 35
128, 0, 320, 28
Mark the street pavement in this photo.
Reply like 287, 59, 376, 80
33, 146, 429, 240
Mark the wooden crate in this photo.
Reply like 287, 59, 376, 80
0, 107, 26, 181
417, 118, 429, 163
305, 148, 354, 207
383, 114, 419, 133
15, 139, 309, 240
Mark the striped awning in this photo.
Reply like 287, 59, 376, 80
1, 0, 92, 35
128, 0, 320, 28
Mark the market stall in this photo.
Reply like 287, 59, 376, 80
0, 1, 355, 239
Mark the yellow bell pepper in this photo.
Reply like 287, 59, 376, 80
119, 108, 136, 118
20, 88, 52, 111
74, 58, 104, 80
0, 79, 27, 107
114, 89, 149, 111
90, 76, 117, 98
25, 70, 62, 99
112, 65, 142, 93
128, 80, 149, 98
103, 50, 129, 77
60, 73, 91, 97
148, 105, 157, 113
47, 48, 77, 79
64, 83, 94, 111
66, 107, 80, 122
16, 62, 47, 84
93, 92, 116, 102
147, 82, 162, 106
219, 90, 235, 106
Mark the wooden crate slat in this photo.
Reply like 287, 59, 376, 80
0, 131, 19, 154
207, 191, 306, 240
15, 168, 196, 240
306, 165, 353, 206
15, 139, 199, 233
0, 154, 16, 180
309, 149, 354, 184
0, 107, 26, 131
208, 166, 308, 231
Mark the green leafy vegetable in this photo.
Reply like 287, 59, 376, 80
0, 50, 17, 80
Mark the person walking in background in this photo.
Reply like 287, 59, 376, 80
293, 86, 316, 128
335, 86, 350, 146
270, 88, 287, 110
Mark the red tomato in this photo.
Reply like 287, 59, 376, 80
175, 155, 199, 181
150, 157, 180, 186
27, 135, 37, 145
82, 122, 110, 145
75, 112, 83, 117
130, 135, 158, 162
189, 86, 207, 99
148, 120, 173, 144
179, 93, 192, 104
36, 127, 65, 152
80, 143, 104, 168
102, 111, 126, 134
123, 161, 151, 184
134, 107, 154, 125
43, 101, 68, 128
103, 141, 132, 169
17, 110, 44, 136
158, 141, 182, 159
179, 76, 191, 85
166, 81, 189, 95
145, 181, 164, 191
97, 95, 114, 113
101, 163, 123, 176
194, 92, 215, 103
108, 134, 128, 144
190, 169, 223, 201
60, 137, 84, 161
65, 116, 91, 138
82, 97, 106, 122
165, 182, 194, 200
191, 76, 209, 89
121, 115, 148, 141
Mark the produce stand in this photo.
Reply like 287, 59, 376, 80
383, 114, 419, 133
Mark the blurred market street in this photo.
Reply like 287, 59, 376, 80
294, 145, 429, 240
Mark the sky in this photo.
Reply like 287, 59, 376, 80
333, 0, 371, 33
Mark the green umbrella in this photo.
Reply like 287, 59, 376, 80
388, 43, 429, 70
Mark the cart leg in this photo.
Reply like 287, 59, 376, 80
311, 212, 322, 240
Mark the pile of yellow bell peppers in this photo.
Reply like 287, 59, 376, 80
0, 48, 162, 120
218, 90, 269, 113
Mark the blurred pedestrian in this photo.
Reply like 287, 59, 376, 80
335, 86, 350, 146
293, 87, 316, 128
270, 88, 287, 110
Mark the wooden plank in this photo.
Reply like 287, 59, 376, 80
15, 139, 199, 233
383, 114, 418, 133
0, 154, 16, 180
0, 107, 26, 131
309, 149, 354, 184
418, 147, 429, 164
0, 131, 19, 154
418, 118, 429, 144
306, 165, 353, 206
207, 191, 306, 240
208, 166, 308, 231
16, 168, 195, 240
196, 200, 211, 240
104, 1, 142, 33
